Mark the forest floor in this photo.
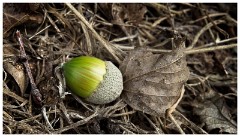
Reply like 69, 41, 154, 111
3, 3, 237, 134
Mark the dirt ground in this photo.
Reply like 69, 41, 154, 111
3, 3, 237, 134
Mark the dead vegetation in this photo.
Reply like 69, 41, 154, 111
3, 3, 237, 134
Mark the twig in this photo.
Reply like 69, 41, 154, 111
3, 82, 28, 103
16, 30, 42, 105
165, 86, 185, 134
119, 125, 135, 134
185, 44, 237, 54
174, 110, 208, 134
28, 24, 51, 40
78, 6, 92, 55
3, 124, 12, 134
145, 3, 181, 15
166, 4, 176, 32
194, 37, 237, 49
58, 100, 80, 133
110, 110, 136, 117
205, 12, 229, 39
115, 42, 236, 55
19, 109, 60, 123
110, 34, 138, 43
55, 65, 67, 98
168, 113, 185, 134
66, 3, 121, 64
42, 106, 54, 130
153, 38, 172, 48
72, 94, 94, 112
187, 20, 225, 49
198, 3, 216, 46
142, 113, 164, 134
52, 108, 99, 134
188, 13, 227, 24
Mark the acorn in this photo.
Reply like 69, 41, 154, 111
62, 56, 123, 104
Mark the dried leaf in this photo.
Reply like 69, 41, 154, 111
193, 99, 237, 133
3, 3, 43, 37
3, 62, 28, 96
3, 44, 19, 61
3, 82, 28, 103
112, 3, 147, 25
3, 45, 28, 96
120, 43, 189, 116
193, 90, 237, 134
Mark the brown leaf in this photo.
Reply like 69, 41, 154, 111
193, 99, 237, 133
3, 62, 28, 97
3, 44, 19, 60
112, 3, 147, 25
3, 3, 43, 37
120, 43, 189, 116
3, 45, 28, 96
193, 89, 237, 133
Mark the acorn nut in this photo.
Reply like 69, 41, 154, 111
62, 56, 123, 104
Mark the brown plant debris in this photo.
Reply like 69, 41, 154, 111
3, 3, 237, 134
120, 40, 189, 116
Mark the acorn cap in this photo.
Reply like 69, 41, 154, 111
85, 61, 123, 104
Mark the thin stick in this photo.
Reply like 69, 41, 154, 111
185, 44, 237, 54
194, 37, 237, 49
3, 82, 28, 103
110, 110, 136, 117
165, 86, 185, 134
187, 20, 225, 49
198, 4, 216, 46
66, 3, 121, 64
174, 110, 208, 134
52, 108, 99, 134
78, 6, 92, 55
42, 106, 54, 130
116, 42, 237, 55
16, 30, 42, 105
58, 100, 80, 133
29, 24, 51, 40
168, 113, 185, 134
20, 109, 61, 123
188, 13, 227, 24
142, 113, 164, 134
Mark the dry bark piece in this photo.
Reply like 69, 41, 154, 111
120, 42, 189, 116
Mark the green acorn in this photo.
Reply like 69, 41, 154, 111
62, 56, 123, 104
